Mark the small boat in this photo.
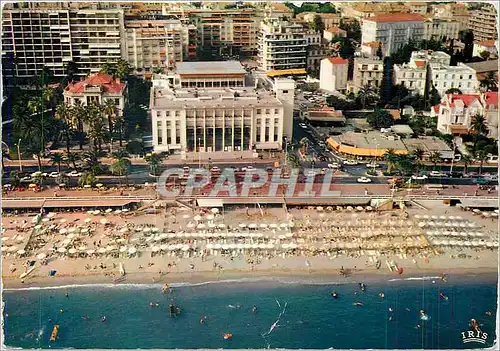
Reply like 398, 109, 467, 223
20, 266, 36, 279
49, 325, 59, 342
331, 291, 338, 299
359, 282, 366, 292
223, 333, 232, 340
119, 263, 125, 277
353, 302, 363, 307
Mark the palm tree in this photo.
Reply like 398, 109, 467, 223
100, 61, 115, 76
55, 103, 75, 152
145, 152, 162, 176
470, 114, 489, 150
110, 157, 131, 185
103, 99, 117, 135
78, 172, 96, 187
83, 149, 105, 176
461, 154, 473, 174
479, 71, 498, 92
357, 86, 376, 110
115, 59, 132, 80
383, 148, 397, 174
65, 152, 81, 171
410, 148, 425, 161
429, 151, 442, 170
475, 150, 489, 175
50, 153, 64, 173
85, 104, 106, 151
70, 101, 86, 150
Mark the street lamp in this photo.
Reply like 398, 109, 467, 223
450, 140, 456, 174
17, 138, 22, 173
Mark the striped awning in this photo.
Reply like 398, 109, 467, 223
266, 69, 307, 78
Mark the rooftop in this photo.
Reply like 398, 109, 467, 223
176, 61, 246, 76
402, 137, 452, 155
151, 87, 282, 109
333, 131, 407, 151
326, 27, 346, 34
327, 57, 349, 65
362, 41, 381, 48
365, 13, 424, 23
65, 73, 126, 95
465, 60, 498, 73
477, 40, 497, 47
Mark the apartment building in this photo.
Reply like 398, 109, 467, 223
432, 92, 499, 139
340, 3, 410, 21
296, 12, 341, 29
361, 13, 425, 56
468, 4, 498, 42
423, 17, 460, 41
408, 2, 429, 15
123, 17, 197, 77
351, 57, 383, 94
430, 63, 479, 96
304, 30, 324, 73
431, 3, 469, 31
2, 6, 125, 81
323, 27, 347, 42
150, 61, 295, 156
257, 19, 308, 72
393, 60, 427, 95
320, 57, 349, 93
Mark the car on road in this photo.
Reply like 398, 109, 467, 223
357, 177, 372, 183
328, 163, 340, 169
20, 176, 33, 183
210, 166, 220, 173
429, 171, 447, 177
31, 171, 48, 177
299, 123, 307, 129
48, 172, 60, 178
411, 174, 428, 180
305, 170, 317, 177
242, 166, 255, 172
343, 159, 358, 166
265, 166, 274, 172
66, 170, 82, 177
366, 162, 380, 168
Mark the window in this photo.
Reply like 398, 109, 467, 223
265, 109, 270, 114
469, 75, 472, 79
157, 121, 163, 145
156, 111, 161, 118
175, 111, 180, 117
274, 108, 279, 114
165, 111, 170, 117
282, 90, 289, 93
256, 108, 261, 114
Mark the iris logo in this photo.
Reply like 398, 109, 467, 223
461, 330, 488, 344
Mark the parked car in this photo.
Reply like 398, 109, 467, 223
66, 170, 82, 177
20, 176, 33, 183
210, 166, 220, 173
411, 174, 428, 180
48, 172, 60, 178
357, 177, 372, 183
344, 159, 358, 166
429, 171, 446, 177
366, 162, 380, 168
242, 166, 255, 172
328, 163, 340, 169
299, 123, 307, 129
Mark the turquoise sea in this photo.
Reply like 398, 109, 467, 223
3, 274, 498, 349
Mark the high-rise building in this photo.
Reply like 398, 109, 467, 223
468, 4, 498, 42
257, 19, 308, 72
2, 5, 124, 81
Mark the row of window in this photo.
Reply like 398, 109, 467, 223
434, 74, 473, 80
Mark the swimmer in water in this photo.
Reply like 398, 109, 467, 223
252, 305, 257, 313
389, 316, 393, 321
102, 316, 107, 323
414, 324, 421, 329
405, 308, 411, 312
379, 293, 385, 298
59, 309, 64, 314
485, 311, 492, 316
353, 302, 363, 307
439, 292, 449, 300
200, 316, 207, 324
420, 309, 425, 316
389, 307, 393, 312
331, 291, 338, 299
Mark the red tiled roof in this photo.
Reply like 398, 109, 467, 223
326, 27, 346, 34
447, 94, 481, 107
478, 40, 496, 47
483, 92, 499, 107
362, 41, 381, 48
65, 73, 126, 95
414, 60, 425, 67
366, 13, 424, 23
327, 57, 349, 65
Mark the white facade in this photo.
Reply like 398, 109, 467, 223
423, 18, 460, 41
320, 57, 349, 92
150, 62, 295, 155
257, 19, 308, 72
393, 62, 427, 95
430, 63, 479, 96
361, 14, 425, 56
433, 92, 499, 139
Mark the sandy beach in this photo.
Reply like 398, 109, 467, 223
2, 200, 498, 290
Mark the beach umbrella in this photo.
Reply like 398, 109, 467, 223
1, 237, 9, 242
16, 249, 26, 255
197, 223, 206, 229
7, 246, 17, 253
68, 248, 77, 254
107, 245, 117, 252
57, 247, 67, 253
206, 215, 215, 221
93, 210, 101, 215
81, 228, 89, 234
211, 208, 219, 214
62, 238, 71, 246
260, 223, 268, 229
84, 218, 92, 223
482, 212, 490, 217
222, 244, 230, 250
206, 244, 214, 250
439, 216, 446, 220
98, 247, 107, 254
96, 183, 104, 188
356, 206, 363, 212
59, 218, 67, 223
239, 223, 247, 228
67, 233, 76, 240
114, 210, 122, 215
122, 209, 129, 213
208, 223, 216, 229
119, 246, 128, 253
105, 208, 113, 213
143, 227, 151, 233
289, 243, 298, 249
16, 236, 25, 242
41, 218, 50, 223
281, 243, 289, 249
248, 223, 257, 229
151, 227, 160, 233
266, 243, 274, 249
37, 253, 47, 260
214, 244, 222, 250
280, 223, 288, 228
187, 222, 195, 228
120, 227, 129, 233
85, 249, 95, 255
160, 233, 168, 240
128, 247, 137, 255
151, 246, 160, 252
160, 244, 168, 251
269, 223, 278, 229
418, 222, 426, 227
78, 245, 87, 251
316, 206, 323, 211
100, 218, 108, 225
346, 206, 353, 211
194, 215, 202, 221
59, 228, 67, 234
217, 223, 226, 229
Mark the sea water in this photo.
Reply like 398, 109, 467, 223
3, 275, 498, 349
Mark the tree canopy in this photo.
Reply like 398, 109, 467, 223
367, 108, 394, 129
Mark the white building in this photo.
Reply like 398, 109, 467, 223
323, 27, 347, 42
150, 61, 295, 157
430, 63, 479, 96
304, 31, 324, 73
320, 57, 349, 93
361, 13, 425, 56
473, 40, 498, 58
432, 92, 499, 139
423, 17, 460, 41
351, 57, 384, 94
257, 19, 308, 72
